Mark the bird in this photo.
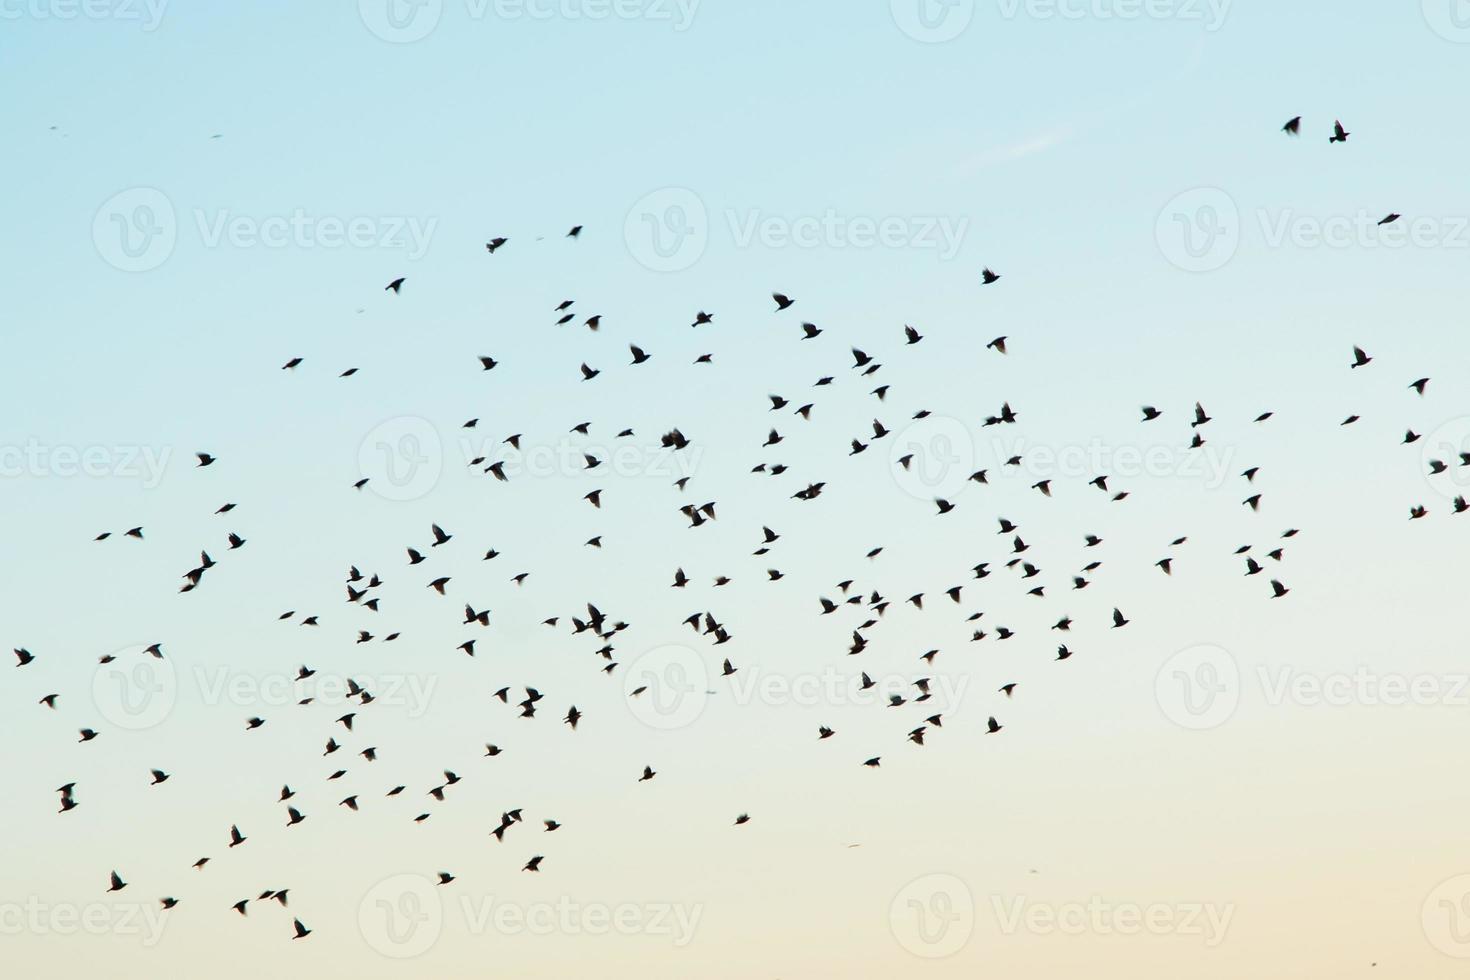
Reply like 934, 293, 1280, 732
1330, 119, 1350, 143
1351, 346, 1372, 368
1282, 115, 1301, 135
386, 277, 405, 293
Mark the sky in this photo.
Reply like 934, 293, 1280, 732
5, 1, 1470, 977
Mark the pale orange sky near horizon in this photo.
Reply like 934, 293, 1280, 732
7, 0, 1470, 976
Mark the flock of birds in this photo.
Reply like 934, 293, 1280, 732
14, 114, 1451, 947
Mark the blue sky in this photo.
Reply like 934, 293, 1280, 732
6, 2, 1470, 977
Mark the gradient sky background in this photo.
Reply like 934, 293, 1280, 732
6, 1, 1470, 977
